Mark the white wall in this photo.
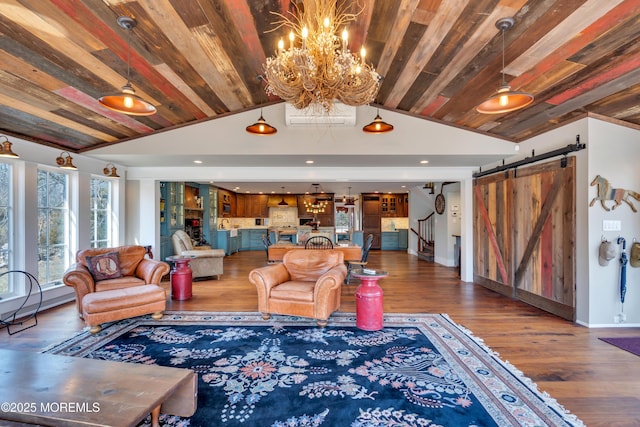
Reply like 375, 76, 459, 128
0, 137, 127, 318
495, 116, 640, 327
407, 186, 435, 256
433, 183, 460, 267
585, 119, 640, 326
6, 112, 639, 327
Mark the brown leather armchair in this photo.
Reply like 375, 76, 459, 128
249, 249, 347, 327
63, 245, 170, 317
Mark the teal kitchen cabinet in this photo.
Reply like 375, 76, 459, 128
217, 229, 240, 255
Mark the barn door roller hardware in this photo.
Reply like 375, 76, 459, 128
473, 135, 586, 179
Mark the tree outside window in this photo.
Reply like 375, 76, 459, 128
90, 177, 111, 248
37, 169, 70, 286
0, 162, 11, 295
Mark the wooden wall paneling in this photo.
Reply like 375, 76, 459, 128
509, 158, 576, 320
562, 161, 576, 307
473, 175, 510, 290
540, 170, 554, 299
487, 181, 497, 281
473, 185, 485, 278
474, 179, 487, 280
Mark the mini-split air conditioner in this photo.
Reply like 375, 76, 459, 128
285, 102, 356, 127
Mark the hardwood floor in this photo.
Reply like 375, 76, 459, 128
1, 250, 639, 426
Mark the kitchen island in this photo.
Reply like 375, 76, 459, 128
267, 243, 362, 262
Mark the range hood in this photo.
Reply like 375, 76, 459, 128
267, 195, 297, 207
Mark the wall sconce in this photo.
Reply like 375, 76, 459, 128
0, 136, 19, 158
103, 163, 120, 178
56, 152, 77, 170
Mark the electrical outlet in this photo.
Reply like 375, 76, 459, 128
614, 313, 627, 323
603, 220, 621, 231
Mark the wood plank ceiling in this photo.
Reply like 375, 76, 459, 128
0, 0, 639, 153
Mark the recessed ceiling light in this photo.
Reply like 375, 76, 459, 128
420, 160, 429, 164
305, 160, 314, 164
193, 160, 203, 164
401, 185, 406, 188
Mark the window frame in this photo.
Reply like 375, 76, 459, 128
90, 176, 114, 248
0, 161, 14, 298
36, 167, 72, 288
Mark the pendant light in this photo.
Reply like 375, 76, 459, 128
0, 136, 19, 158
278, 186, 289, 206
363, 108, 393, 133
246, 109, 277, 135
476, 18, 534, 114
246, 75, 277, 135
98, 16, 156, 116
344, 186, 355, 206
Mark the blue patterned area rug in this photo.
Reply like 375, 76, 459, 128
45, 312, 584, 427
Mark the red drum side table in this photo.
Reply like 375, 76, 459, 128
166, 255, 196, 300
352, 269, 388, 331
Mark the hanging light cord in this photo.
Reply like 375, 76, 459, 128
126, 32, 131, 83
500, 26, 506, 86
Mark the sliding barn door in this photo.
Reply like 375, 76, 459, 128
474, 157, 576, 320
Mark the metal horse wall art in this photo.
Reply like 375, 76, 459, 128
590, 175, 640, 212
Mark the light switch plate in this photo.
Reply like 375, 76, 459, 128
603, 220, 621, 231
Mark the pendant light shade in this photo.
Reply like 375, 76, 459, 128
278, 187, 289, 206
363, 109, 394, 133
99, 82, 157, 116
98, 17, 156, 116
476, 84, 534, 114
246, 110, 277, 135
0, 136, 19, 158
247, 75, 277, 135
476, 18, 533, 114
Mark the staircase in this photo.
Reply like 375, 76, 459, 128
412, 212, 435, 262
417, 241, 434, 262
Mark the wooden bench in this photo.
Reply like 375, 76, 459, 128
0, 349, 197, 427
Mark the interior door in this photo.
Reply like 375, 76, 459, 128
362, 195, 381, 249
474, 157, 576, 320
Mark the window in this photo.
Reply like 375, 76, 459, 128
37, 169, 70, 286
90, 177, 112, 248
0, 162, 12, 296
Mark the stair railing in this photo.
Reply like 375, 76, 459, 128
415, 212, 434, 252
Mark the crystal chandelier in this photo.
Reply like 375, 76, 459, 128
263, 0, 381, 112
305, 185, 329, 214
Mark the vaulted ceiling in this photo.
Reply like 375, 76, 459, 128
1, 0, 639, 155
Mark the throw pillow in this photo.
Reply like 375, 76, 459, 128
85, 252, 123, 281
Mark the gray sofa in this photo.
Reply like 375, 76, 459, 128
172, 230, 225, 279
